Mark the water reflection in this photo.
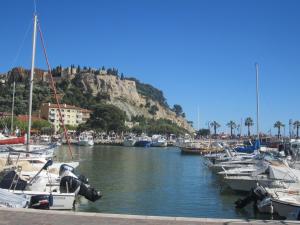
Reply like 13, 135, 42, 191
55, 145, 271, 219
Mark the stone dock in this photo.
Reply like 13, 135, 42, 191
0, 208, 300, 225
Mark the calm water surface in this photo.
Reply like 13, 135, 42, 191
56, 145, 269, 219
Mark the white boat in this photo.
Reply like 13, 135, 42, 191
151, 135, 167, 147
0, 188, 28, 208
257, 186, 300, 219
12, 190, 75, 210
223, 163, 300, 192
78, 132, 94, 146
40, 135, 51, 143
0, 160, 102, 210
123, 136, 136, 147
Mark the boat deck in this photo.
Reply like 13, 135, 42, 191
0, 208, 299, 225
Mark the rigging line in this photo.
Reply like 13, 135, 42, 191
37, 21, 74, 160
10, 19, 32, 69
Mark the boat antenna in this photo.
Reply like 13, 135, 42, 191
33, 0, 37, 15
255, 63, 260, 141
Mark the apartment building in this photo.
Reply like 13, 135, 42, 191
40, 103, 92, 133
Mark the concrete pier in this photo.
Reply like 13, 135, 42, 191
0, 208, 300, 225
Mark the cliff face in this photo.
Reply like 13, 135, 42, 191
78, 73, 194, 133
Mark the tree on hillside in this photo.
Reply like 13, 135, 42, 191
274, 121, 284, 138
88, 103, 127, 132
226, 120, 236, 137
294, 120, 300, 138
210, 121, 220, 136
245, 117, 254, 137
173, 104, 183, 116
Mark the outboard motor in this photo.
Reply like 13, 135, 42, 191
29, 194, 53, 210
78, 182, 102, 202
0, 171, 27, 191
60, 176, 81, 194
59, 176, 102, 202
235, 185, 269, 209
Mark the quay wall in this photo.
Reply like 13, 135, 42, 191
0, 208, 299, 225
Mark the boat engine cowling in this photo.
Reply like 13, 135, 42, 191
60, 176, 81, 194
59, 164, 89, 184
59, 164, 75, 177
29, 194, 53, 210
60, 175, 102, 202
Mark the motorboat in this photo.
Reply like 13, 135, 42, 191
151, 135, 167, 147
78, 132, 94, 146
0, 160, 102, 210
223, 163, 300, 192
39, 135, 51, 144
123, 136, 136, 147
0, 133, 26, 145
134, 136, 151, 147
0, 188, 28, 208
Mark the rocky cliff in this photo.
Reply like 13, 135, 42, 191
3, 66, 194, 133
77, 73, 194, 133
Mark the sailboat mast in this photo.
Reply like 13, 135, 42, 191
11, 81, 15, 133
27, 14, 38, 149
197, 106, 200, 130
255, 63, 260, 141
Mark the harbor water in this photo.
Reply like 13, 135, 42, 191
56, 145, 272, 219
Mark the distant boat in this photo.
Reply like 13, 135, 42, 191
151, 135, 167, 147
234, 140, 260, 154
134, 136, 151, 147
40, 135, 51, 144
0, 134, 26, 145
123, 136, 136, 147
78, 132, 94, 146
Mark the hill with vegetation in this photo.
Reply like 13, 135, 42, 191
0, 66, 194, 134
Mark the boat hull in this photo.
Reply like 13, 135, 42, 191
12, 190, 75, 210
134, 141, 151, 147
123, 139, 136, 147
0, 136, 25, 145
77, 140, 94, 146
223, 176, 272, 192
151, 141, 168, 147
180, 147, 202, 154
272, 198, 300, 220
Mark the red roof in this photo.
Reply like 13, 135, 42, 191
17, 115, 44, 122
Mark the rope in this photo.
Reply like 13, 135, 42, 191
11, 19, 32, 69
37, 21, 74, 160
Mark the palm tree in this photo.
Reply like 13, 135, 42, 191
226, 120, 236, 137
274, 121, 284, 138
294, 120, 300, 138
244, 117, 254, 137
210, 121, 220, 136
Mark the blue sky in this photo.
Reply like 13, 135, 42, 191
1, 0, 300, 134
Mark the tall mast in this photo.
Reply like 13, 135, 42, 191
11, 81, 15, 134
27, 14, 38, 150
197, 105, 200, 131
255, 63, 260, 141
